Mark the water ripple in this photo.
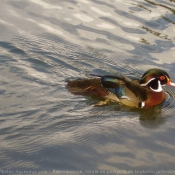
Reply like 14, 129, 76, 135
162, 87, 175, 115
1, 0, 175, 172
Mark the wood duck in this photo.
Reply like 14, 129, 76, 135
66, 68, 175, 108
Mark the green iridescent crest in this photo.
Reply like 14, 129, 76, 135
140, 68, 170, 86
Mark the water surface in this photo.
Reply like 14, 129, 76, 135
0, 0, 175, 174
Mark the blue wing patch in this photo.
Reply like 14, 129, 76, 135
100, 75, 130, 101
108, 87, 130, 100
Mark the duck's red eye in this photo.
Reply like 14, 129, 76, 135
160, 76, 165, 80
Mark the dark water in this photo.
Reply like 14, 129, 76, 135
1, 0, 175, 175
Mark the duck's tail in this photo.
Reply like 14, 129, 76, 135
66, 78, 108, 97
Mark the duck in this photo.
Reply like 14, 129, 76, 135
66, 68, 175, 108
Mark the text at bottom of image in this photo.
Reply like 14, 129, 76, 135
1, 169, 175, 174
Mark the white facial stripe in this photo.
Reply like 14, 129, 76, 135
165, 75, 169, 80
150, 80, 162, 92
140, 78, 156, 86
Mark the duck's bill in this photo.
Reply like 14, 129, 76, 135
167, 80, 175, 86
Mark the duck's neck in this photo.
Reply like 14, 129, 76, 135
145, 91, 165, 107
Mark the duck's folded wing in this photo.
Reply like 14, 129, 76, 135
101, 75, 148, 102
101, 76, 130, 100
101, 75, 125, 88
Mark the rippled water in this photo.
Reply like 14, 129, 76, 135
1, 0, 175, 174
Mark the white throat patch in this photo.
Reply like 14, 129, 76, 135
150, 80, 162, 92
141, 78, 163, 92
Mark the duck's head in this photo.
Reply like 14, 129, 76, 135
140, 68, 175, 92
